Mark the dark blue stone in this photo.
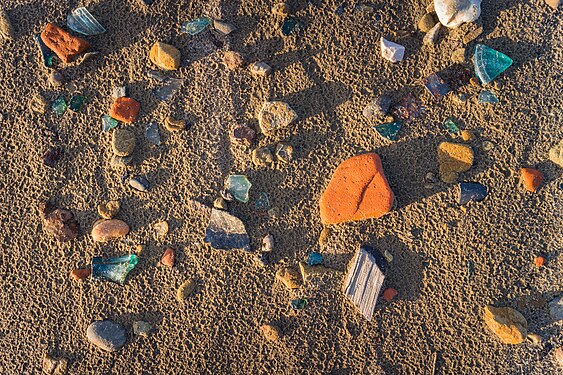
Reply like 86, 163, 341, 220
458, 182, 488, 205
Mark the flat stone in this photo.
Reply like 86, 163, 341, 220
176, 279, 196, 302
519, 168, 544, 193
250, 61, 272, 76
41, 23, 90, 63
161, 247, 175, 267
112, 128, 136, 156
87, 320, 127, 351
319, 153, 394, 225
133, 321, 153, 337
42, 354, 68, 375
252, 147, 274, 166
275, 267, 302, 289
129, 176, 150, 192
223, 51, 243, 70
164, 116, 186, 132
149, 42, 180, 70
383, 288, 398, 301
298, 262, 332, 283
549, 140, 563, 168
483, 305, 527, 344
418, 13, 437, 32
549, 296, 563, 321
97, 200, 120, 219
423, 22, 441, 46
213, 19, 236, 35
91, 219, 129, 242
230, 124, 256, 145
109, 97, 140, 123
437, 142, 474, 183
261, 324, 281, 341
258, 101, 297, 135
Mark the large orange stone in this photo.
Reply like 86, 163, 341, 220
41, 23, 91, 63
109, 97, 140, 123
320, 153, 394, 225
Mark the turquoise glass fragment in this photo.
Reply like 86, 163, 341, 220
374, 121, 401, 141
181, 17, 211, 35
69, 95, 86, 111
225, 175, 252, 203
443, 118, 460, 135
34, 34, 54, 68
307, 252, 323, 266
92, 254, 138, 285
478, 90, 499, 104
102, 115, 119, 132
145, 122, 161, 146
51, 96, 67, 116
291, 299, 307, 309
474, 44, 513, 85
67, 7, 106, 36
282, 17, 299, 36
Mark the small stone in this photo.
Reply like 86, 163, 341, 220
230, 124, 256, 145
318, 227, 330, 246
423, 22, 441, 46
383, 288, 398, 302
109, 97, 140, 123
461, 130, 474, 141
425, 172, 438, 182
30, 93, 48, 114
86, 320, 127, 352
149, 42, 181, 70
49, 71, 66, 87
363, 95, 392, 118
519, 168, 544, 193
110, 155, 133, 169
526, 333, 542, 345
213, 197, 228, 210
213, 19, 236, 35
41, 23, 90, 63
42, 354, 68, 375
42, 148, 62, 167
0, 8, 14, 41
380, 37, 405, 63
549, 296, 563, 321
261, 324, 281, 341
250, 61, 272, 77
298, 262, 332, 282
97, 200, 120, 219
437, 142, 474, 183
132, 321, 153, 337
418, 13, 437, 32
451, 48, 466, 63
272, 3, 290, 17
275, 142, 293, 163
41, 203, 80, 242
435, 0, 482, 28
112, 128, 136, 156
548, 140, 563, 168
161, 247, 175, 267
113, 86, 126, 99
534, 256, 545, 268
164, 116, 186, 132
129, 176, 150, 192
275, 267, 302, 289
223, 51, 244, 70
71, 268, 91, 281
262, 234, 274, 252
258, 101, 297, 135
383, 250, 394, 263
91, 219, 129, 242
546, 0, 561, 9
555, 347, 563, 366
483, 305, 527, 344
176, 279, 196, 302
153, 220, 169, 237
252, 147, 274, 167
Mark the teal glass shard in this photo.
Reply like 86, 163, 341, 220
34, 34, 54, 68
67, 7, 106, 36
145, 122, 160, 146
307, 252, 323, 266
282, 17, 299, 36
474, 44, 513, 85
478, 90, 499, 104
68, 95, 86, 111
255, 192, 270, 211
102, 115, 119, 132
374, 121, 401, 141
51, 96, 67, 116
291, 299, 307, 309
181, 17, 211, 35
225, 175, 252, 203
443, 118, 460, 135
92, 254, 138, 285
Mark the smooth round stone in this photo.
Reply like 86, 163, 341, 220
87, 320, 127, 352
418, 13, 437, 32
129, 176, 150, 192
91, 219, 129, 242
49, 70, 66, 87
112, 128, 136, 156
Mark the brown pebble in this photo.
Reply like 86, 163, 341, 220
319, 227, 330, 246
161, 248, 175, 267
261, 324, 281, 341
97, 200, 120, 219
461, 130, 474, 142
71, 268, 91, 281
91, 219, 129, 242
49, 70, 66, 87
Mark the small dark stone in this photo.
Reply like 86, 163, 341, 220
42, 148, 62, 167
230, 124, 255, 145
49, 70, 66, 87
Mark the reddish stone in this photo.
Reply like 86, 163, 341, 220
40, 23, 91, 63
109, 97, 140, 123
161, 248, 175, 267
230, 124, 255, 145
319, 153, 394, 225
534, 256, 545, 268
383, 288, 398, 302
520, 168, 544, 193
71, 268, 91, 280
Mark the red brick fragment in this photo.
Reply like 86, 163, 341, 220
161, 248, 175, 268
71, 268, 91, 281
109, 97, 140, 123
41, 23, 91, 63
383, 288, 398, 302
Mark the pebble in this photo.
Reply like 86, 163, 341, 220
380, 37, 405, 63
556, 347, 563, 366
423, 22, 441, 46
318, 227, 330, 246
451, 48, 466, 63
519, 168, 544, 193
230, 124, 256, 145
41, 202, 80, 242
461, 130, 474, 141
437, 142, 474, 183
164, 116, 186, 132
275, 142, 293, 163
112, 128, 136, 156
149, 41, 181, 70
262, 234, 274, 252
549, 296, 563, 321
0, 7, 14, 41
154, 220, 169, 237
161, 247, 175, 267
42, 354, 68, 375
418, 13, 437, 32
129, 176, 150, 192
258, 101, 298, 135
483, 305, 527, 344
110, 155, 133, 169
261, 324, 281, 341
383, 288, 398, 302
49, 71, 66, 87
87, 320, 127, 352
97, 200, 120, 219
213, 20, 236, 35
113, 86, 126, 99
133, 321, 153, 337
363, 95, 392, 118
91, 219, 129, 242
249, 61, 272, 77
70, 268, 91, 281
252, 147, 274, 167
435, 0, 482, 28
526, 333, 542, 345
176, 279, 196, 302
549, 140, 563, 167
272, 3, 290, 17
298, 262, 332, 282
275, 267, 302, 289
30, 93, 48, 114
481, 140, 494, 151
462, 24, 483, 44
213, 197, 228, 210
223, 51, 244, 70
534, 256, 545, 268
383, 250, 394, 263
546, 0, 562, 10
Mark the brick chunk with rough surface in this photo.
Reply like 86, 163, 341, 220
41, 23, 90, 63
109, 97, 140, 123
319, 153, 394, 225
520, 168, 544, 193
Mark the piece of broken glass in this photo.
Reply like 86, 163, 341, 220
291, 299, 307, 309
374, 121, 401, 141
307, 252, 323, 266
51, 96, 67, 116
34, 34, 54, 68
181, 17, 211, 35
204, 208, 251, 251
102, 115, 119, 132
443, 118, 460, 135
393, 93, 423, 123
145, 122, 161, 146
153, 78, 184, 102
282, 17, 299, 36
478, 90, 499, 104
458, 182, 488, 205
67, 7, 106, 36
225, 175, 251, 203
68, 94, 86, 111
424, 73, 450, 101
474, 44, 513, 85
255, 192, 270, 211
91, 254, 138, 285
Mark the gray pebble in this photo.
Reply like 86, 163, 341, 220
549, 296, 563, 321
49, 71, 66, 87
133, 321, 153, 337
213, 19, 236, 35
86, 320, 127, 352
129, 176, 150, 192
113, 86, 127, 98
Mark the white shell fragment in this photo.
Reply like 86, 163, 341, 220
380, 37, 405, 63
434, 0, 482, 28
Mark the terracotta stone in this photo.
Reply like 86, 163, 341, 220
319, 153, 394, 225
483, 305, 527, 344
275, 267, 302, 289
546, 0, 561, 10
41, 23, 90, 63
534, 256, 545, 268
109, 97, 140, 123
437, 142, 474, 183
71, 268, 91, 280
149, 42, 180, 70
91, 219, 129, 242
161, 248, 175, 267
520, 168, 544, 192
383, 288, 398, 302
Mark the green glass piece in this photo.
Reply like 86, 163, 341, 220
102, 115, 119, 132
34, 34, 54, 68
478, 90, 499, 104
443, 118, 460, 135
181, 17, 211, 35
51, 96, 67, 116
92, 254, 138, 285
69, 95, 86, 111
282, 17, 299, 36
291, 299, 307, 309
226, 175, 252, 203
474, 44, 513, 85
373, 121, 401, 141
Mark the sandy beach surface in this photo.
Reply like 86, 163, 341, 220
0, 0, 562, 373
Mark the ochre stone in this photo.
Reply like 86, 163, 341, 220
520, 168, 544, 192
149, 42, 180, 70
437, 142, 474, 183
109, 97, 140, 123
71, 268, 91, 280
319, 153, 394, 225
483, 305, 527, 344
91, 219, 129, 242
41, 23, 90, 63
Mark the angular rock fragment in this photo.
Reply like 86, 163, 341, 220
109, 97, 140, 123
0, 8, 15, 41
40, 201, 79, 242
258, 101, 297, 135
380, 37, 405, 62
437, 142, 473, 183
204, 208, 250, 251
483, 305, 527, 344
519, 168, 544, 193
42, 354, 68, 375
549, 140, 563, 168
435, 0, 482, 28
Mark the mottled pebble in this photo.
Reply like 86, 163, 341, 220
113, 86, 126, 99
91, 219, 129, 242
164, 116, 186, 132
213, 19, 236, 35
461, 130, 474, 142
230, 124, 255, 145
154, 220, 169, 237
112, 128, 136, 156
252, 147, 274, 167
42, 354, 68, 375
250, 61, 272, 76
275, 142, 293, 163
49, 71, 66, 87
87, 320, 127, 352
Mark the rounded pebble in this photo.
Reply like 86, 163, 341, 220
252, 147, 274, 167
91, 219, 130, 242
129, 176, 150, 192
86, 320, 127, 352
418, 13, 437, 32
161, 247, 175, 267
461, 130, 474, 142
112, 128, 136, 156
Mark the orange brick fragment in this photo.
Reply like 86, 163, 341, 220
161, 248, 175, 268
71, 268, 91, 280
534, 256, 545, 268
319, 153, 394, 225
41, 23, 91, 63
109, 97, 140, 123
520, 168, 544, 192
383, 288, 398, 302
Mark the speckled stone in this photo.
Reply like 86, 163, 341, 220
86, 320, 127, 351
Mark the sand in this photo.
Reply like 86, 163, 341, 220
0, 0, 562, 373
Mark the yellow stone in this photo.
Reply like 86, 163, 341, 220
483, 305, 527, 344
149, 42, 180, 70
461, 130, 474, 142
437, 142, 474, 183
275, 267, 301, 289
